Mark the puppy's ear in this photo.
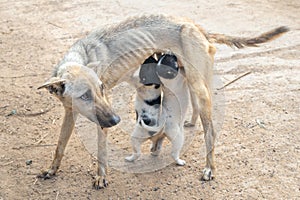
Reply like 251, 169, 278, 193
38, 77, 66, 96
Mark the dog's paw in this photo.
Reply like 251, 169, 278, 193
37, 169, 55, 179
93, 176, 108, 190
201, 167, 214, 181
184, 121, 195, 127
125, 155, 135, 162
175, 158, 186, 166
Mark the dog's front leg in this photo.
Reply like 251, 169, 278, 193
93, 126, 109, 189
38, 108, 77, 179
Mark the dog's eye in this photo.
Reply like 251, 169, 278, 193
100, 84, 105, 96
80, 90, 92, 101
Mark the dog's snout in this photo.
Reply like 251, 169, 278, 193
96, 111, 120, 128
110, 115, 121, 126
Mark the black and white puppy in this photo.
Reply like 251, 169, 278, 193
126, 53, 189, 166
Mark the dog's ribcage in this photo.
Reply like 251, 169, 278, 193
56, 16, 185, 89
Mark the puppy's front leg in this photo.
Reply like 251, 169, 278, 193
167, 127, 186, 166
125, 136, 144, 162
38, 108, 77, 179
93, 126, 109, 189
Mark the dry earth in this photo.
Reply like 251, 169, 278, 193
0, 0, 299, 199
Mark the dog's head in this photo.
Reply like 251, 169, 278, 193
38, 64, 120, 128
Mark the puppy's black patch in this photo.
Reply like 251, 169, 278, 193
154, 84, 160, 89
139, 56, 161, 85
144, 95, 161, 106
142, 117, 152, 126
156, 54, 179, 79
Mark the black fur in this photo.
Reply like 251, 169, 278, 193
144, 95, 161, 106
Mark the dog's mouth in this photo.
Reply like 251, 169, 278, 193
95, 114, 120, 128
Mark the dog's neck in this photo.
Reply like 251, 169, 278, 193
144, 95, 161, 106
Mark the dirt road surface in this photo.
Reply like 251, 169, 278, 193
0, 0, 299, 199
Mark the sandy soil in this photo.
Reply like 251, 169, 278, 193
0, 0, 299, 199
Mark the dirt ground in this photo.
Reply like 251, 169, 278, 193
0, 0, 299, 199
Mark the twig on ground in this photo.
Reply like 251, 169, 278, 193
217, 71, 251, 90
255, 119, 266, 129
17, 106, 54, 117
0, 105, 9, 114
33, 178, 38, 185
1, 161, 13, 166
0, 73, 47, 79
0, 105, 9, 109
35, 133, 49, 145
12, 144, 56, 150
47, 21, 63, 29
56, 191, 59, 200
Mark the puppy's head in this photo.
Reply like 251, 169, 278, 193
156, 53, 179, 79
38, 64, 120, 128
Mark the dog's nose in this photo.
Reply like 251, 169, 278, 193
110, 115, 121, 126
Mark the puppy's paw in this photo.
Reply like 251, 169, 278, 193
175, 158, 186, 166
184, 121, 195, 127
37, 169, 56, 179
125, 155, 136, 162
93, 176, 108, 190
201, 167, 214, 181
151, 150, 160, 156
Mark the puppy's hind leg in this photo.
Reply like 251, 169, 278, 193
150, 137, 165, 156
38, 108, 77, 179
93, 127, 109, 189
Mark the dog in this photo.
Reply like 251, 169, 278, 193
125, 53, 189, 166
125, 55, 165, 160
37, 14, 289, 188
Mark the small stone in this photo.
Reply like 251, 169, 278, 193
26, 160, 32, 165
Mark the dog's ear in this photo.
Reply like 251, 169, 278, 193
38, 77, 66, 96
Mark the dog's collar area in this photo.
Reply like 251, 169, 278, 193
144, 95, 161, 106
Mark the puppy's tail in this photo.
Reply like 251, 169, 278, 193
205, 26, 289, 48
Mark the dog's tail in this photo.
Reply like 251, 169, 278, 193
205, 26, 289, 48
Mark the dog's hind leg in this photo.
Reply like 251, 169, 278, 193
38, 108, 77, 179
179, 25, 216, 180
184, 84, 200, 127
93, 127, 109, 189
196, 84, 216, 181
